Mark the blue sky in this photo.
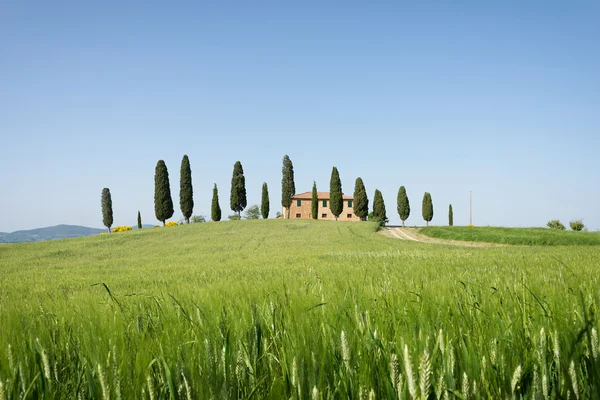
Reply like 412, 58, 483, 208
1, 1, 598, 232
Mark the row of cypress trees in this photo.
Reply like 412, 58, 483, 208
102, 154, 454, 232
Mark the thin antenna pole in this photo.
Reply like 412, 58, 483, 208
470, 191, 473, 225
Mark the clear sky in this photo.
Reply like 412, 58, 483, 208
1, 1, 598, 232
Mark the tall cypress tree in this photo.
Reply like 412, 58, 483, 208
373, 189, 387, 224
154, 160, 174, 226
448, 204, 453, 226
137, 211, 142, 229
397, 186, 410, 228
353, 177, 368, 220
311, 181, 318, 219
230, 161, 247, 218
261, 182, 270, 219
179, 154, 194, 224
212, 184, 222, 222
101, 188, 113, 233
281, 155, 295, 219
422, 192, 434, 226
329, 167, 343, 220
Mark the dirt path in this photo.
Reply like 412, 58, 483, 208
380, 227, 505, 247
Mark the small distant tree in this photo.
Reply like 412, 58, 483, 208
281, 155, 295, 219
230, 161, 247, 218
137, 211, 142, 229
101, 188, 113, 233
261, 183, 270, 219
372, 189, 388, 226
448, 204, 453, 226
211, 184, 222, 222
329, 167, 343, 220
353, 177, 369, 221
311, 181, 318, 219
245, 205, 261, 220
179, 155, 194, 224
154, 160, 174, 226
547, 220, 566, 230
570, 220, 585, 231
397, 186, 410, 228
191, 215, 206, 223
422, 192, 434, 226
276, 211, 282, 219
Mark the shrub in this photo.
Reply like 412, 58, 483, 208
547, 220, 566, 230
112, 226, 132, 233
569, 220, 585, 231
228, 214, 241, 221
165, 221, 178, 227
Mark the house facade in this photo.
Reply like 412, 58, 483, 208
283, 192, 360, 221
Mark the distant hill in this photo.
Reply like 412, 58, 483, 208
0, 225, 105, 243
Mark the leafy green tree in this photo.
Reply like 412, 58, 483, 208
281, 155, 295, 218
311, 181, 318, 219
179, 154, 194, 224
570, 220, 585, 231
329, 167, 343, 220
101, 188, 113, 233
212, 184, 222, 222
372, 189, 388, 225
191, 215, 206, 223
245, 205, 261, 220
422, 192, 434, 226
397, 186, 410, 228
547, 220, 565, 230
353, 177, 368, 220
230, 161, 247, 218
261, 182, 270, 219
137, 211, 142, 229
154, 160, 174, 226
448, 204, 453, 226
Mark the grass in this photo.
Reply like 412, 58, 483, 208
420, 226, 600, 246
0, 220, 599, 398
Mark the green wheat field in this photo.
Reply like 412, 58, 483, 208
1, 220, 599, 399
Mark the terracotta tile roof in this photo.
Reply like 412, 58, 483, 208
292, 191, 353, 200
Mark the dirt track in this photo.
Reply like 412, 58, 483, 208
380, 227, 505, 247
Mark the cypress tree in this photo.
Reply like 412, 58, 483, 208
397, 186, 410, 228
281, 155, 295, 219
212, 184, 222, 222
422, 192, 434, 226
179, 154, 194, 224
154, 160, 174, 226
230, 161, 247, 217
137, 211, 142, 229
448, 204, 453, 226
373, 189, 387, 224
329, 167, 343, 220
101, 188, 113, 233
311, 181, 318, 219
353, 177, 368, 220
261, 182, 270, 219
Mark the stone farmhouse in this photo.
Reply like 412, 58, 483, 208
283, 192, 360, 221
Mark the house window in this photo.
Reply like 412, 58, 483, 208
322, 200, 327, 207
347, 214, 352, 218
296, 213, 301, 219
321, 213, 327, 218
348, 200, 353, 208
296, 199, 302, 207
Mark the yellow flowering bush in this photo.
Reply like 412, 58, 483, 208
112, 226, 133, 233
165, 221, 178, 227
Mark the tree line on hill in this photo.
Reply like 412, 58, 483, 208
100, 155, 454, 233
